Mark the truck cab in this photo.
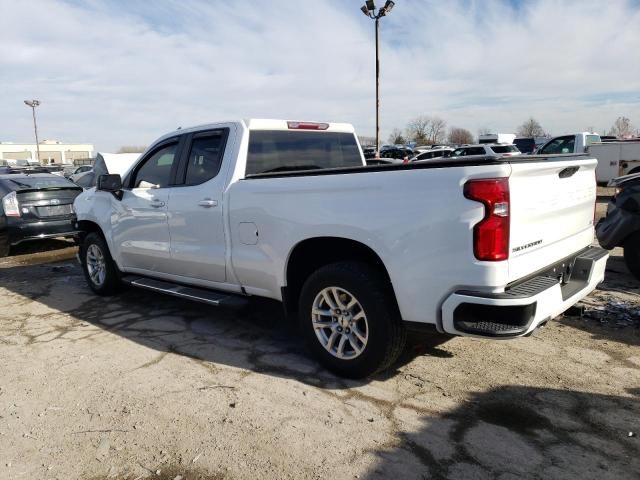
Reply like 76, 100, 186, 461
537, 132, 601, 155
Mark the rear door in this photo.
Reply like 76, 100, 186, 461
112, 138, 182, 273
165, 127, 232, 283
507, 157, 597, 281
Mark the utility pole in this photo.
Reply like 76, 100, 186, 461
360, 1, 395, 155
24, 99, 41, 163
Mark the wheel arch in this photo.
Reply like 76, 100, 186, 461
283, 236, 397, 316
76, 220, 119, 267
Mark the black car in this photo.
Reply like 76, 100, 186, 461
0, 173, 82, 257
380, 146, 414, 160
596, 172, 640, 280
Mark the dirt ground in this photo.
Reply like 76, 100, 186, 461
1, 193, 639, 479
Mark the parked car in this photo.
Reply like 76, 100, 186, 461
380, 146, 414, 159
449, 144, 521, 158
596, 171, 640, 280
65, 165, 93, 178
0, 173, 82, 257
74, 119, 607, 378
513, 137, 537, 154
410, 147, 454, 162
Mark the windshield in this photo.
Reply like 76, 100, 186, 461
7, 175, 77, 190
586, 135, 601, 146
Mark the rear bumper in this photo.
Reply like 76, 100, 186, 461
441, 246, 608, 338
6, 217, 79, 246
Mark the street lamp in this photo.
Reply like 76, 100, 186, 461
360, 1, 395, 154
24, 99, 41, 164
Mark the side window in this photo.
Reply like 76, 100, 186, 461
131, 143, 178, 188
452, 148, 465, 156
467, 147, 486, 155
184, 131, 227, 185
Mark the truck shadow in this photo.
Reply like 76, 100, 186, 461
361, 385, 640, 479
0, 260, 449, 389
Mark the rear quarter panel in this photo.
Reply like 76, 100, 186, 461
227, 163, 511, 325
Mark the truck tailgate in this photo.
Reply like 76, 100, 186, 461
508, 157, 597, 282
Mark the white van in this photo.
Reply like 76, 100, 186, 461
478, 133, 516, 145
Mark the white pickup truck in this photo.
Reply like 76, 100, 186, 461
537, 132, 601, 155
73, 119, 608, 378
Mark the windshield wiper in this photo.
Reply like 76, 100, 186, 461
8, 179, 31, 188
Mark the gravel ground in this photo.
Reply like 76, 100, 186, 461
0, 192, 638, 479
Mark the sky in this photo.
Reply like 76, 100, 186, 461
1, 0, 639, 151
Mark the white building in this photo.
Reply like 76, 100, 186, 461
0, 140, 94, 164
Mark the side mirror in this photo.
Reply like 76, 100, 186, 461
97, 174, 122, 192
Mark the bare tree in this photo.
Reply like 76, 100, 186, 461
358, 136, 376, 147
388, 128, 406, 145
427, 117, 447, 144
608, 116, 635, 138
517, 118, 545, 137
406, 116, 447, 144
448, 127, 474, 145
406, 116, 432, 144
117, 145, 147, 153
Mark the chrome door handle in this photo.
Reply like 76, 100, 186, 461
198, 199, 218, 208
150, 199, 165, 208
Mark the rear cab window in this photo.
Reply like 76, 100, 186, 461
246, 131, 363, 175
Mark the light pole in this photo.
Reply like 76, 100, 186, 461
24, 99, 41, 164
360, 0, 395, 155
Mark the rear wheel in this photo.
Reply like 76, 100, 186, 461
298, 262, 406, 378
623, 231, 640, 280
80, 232, 121, 295
0, 241, 9, 258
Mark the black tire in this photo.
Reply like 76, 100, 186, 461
298, 261, 406, 378
0, 241, 9, 258
623, 231, 640, 281
80, 232, 122, 295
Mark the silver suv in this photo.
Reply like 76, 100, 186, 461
450, 144, 521, 158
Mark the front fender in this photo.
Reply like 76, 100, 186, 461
73, 189, 117, 254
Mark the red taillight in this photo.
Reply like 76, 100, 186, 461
287, 121, 329, 130
464, 178, 510, 261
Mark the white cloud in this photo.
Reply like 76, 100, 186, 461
0, 0, 639, 150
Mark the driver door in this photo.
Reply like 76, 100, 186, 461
111, 138, 182, 274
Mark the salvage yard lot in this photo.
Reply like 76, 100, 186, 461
1, 191, 639, 480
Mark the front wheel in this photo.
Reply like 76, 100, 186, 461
80, 232, 121, 295
623, 231, 640, 280
298, 262, 406, 378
